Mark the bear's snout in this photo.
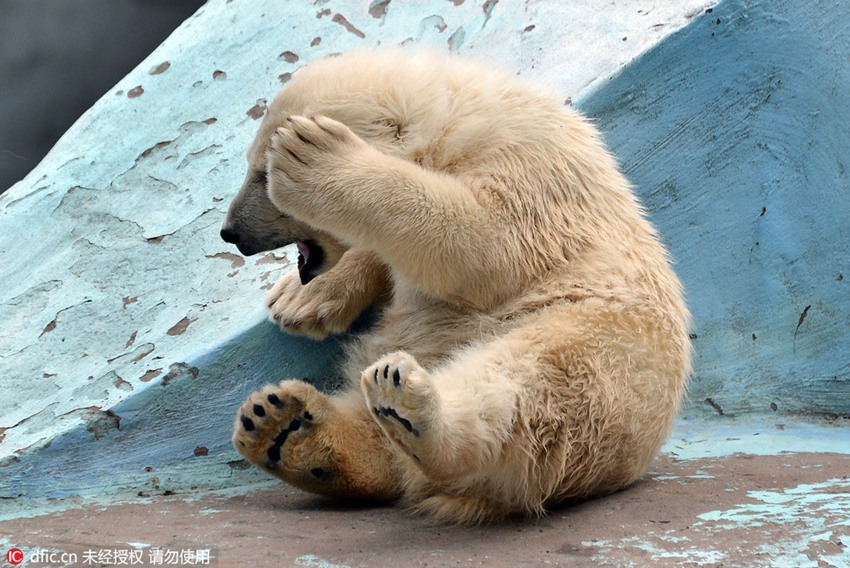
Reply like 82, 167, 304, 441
220, 227, 241, 245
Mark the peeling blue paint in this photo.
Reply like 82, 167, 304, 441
581, 0, 850, 417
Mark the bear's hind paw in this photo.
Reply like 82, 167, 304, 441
361, 352, 437, 463
232, 381, 326, 478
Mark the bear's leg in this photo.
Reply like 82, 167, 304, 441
360, 303, 686, 524
233, 380, 401, 501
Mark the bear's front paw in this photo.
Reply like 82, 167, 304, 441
266, 269, 362, 340
267, 115, 364, 192
361, 352, 438, 465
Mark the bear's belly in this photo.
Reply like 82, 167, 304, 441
344, 284, 506, 375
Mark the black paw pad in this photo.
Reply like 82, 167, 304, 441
267, 445, 281, 462
272, 418, 301, 447
265, 413, 313, 465
267, 393, 285, 408
253, 404, 266, 417
310, 467, 334, 482
375, 406, 419, 437
240, 415, 256, 432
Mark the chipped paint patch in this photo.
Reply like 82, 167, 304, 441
165, 317, 194, 336
149, 61, 170, 76
295, 555, 352, 568
690, 479, 850, 566
246, 100, 267, 119
205, 251, 244, 268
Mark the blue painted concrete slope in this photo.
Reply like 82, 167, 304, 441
0, 0, 717, 509
582, 0, 850, 418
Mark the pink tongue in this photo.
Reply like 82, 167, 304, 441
296, 240, 311, 267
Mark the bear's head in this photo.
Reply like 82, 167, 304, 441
219, 156, 347, 284
220, 49, 499, 284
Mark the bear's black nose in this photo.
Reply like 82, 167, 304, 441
220, 228, 241, 244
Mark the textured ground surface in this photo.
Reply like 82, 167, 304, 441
2, 443, 848, 567
3, 417, 849, 567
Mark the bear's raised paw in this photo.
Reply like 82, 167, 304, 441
268, 114, 365, 194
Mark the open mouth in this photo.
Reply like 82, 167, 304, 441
295, 240, 325, 285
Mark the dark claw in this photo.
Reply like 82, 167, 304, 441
374, 368, 379, 384
253, 404, 266, 417
383, 366, 389, 379
286, 149, 306, 164
392, 369, 401, 387
240, 415, 255, 432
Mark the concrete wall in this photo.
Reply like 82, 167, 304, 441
0, 0, 847, 510
582, 0, 850, 417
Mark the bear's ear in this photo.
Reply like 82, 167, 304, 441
376, 117, 406, 142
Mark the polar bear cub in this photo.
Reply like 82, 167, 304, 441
221, 49, 692, 524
